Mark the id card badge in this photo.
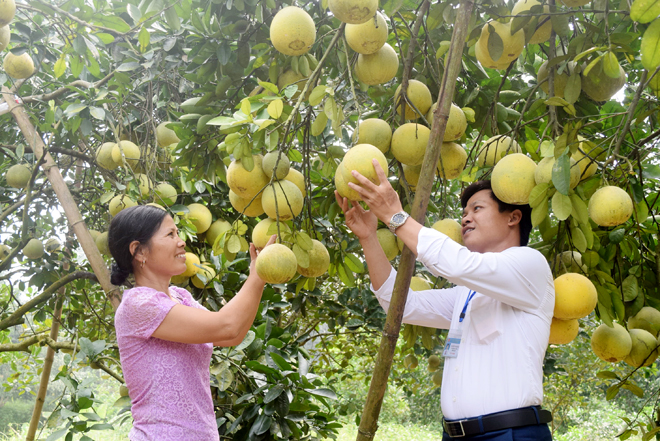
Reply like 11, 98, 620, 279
443, 328, 463, 358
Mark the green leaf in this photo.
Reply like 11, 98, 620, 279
602, 51, 620, 78
569, 193, 589, 225
138, 26, 150, 52
564, 73, 581, 104
609, 228, 625, 244
570, 226, 587, 253
295, 232, 313, 250
264, 384, 285, 404
641, 19, 660, 71
292, 244, 310, 268
324, 96, 337, 119
435, 41, 451, 59
511, 14, 532, 35
622, 274, 639, 301
487, 24, 503, 61
552, 192, 572, 220
45, 429, 68, 441
622, 381, 644, 398
551, 9, 571, 37
311, 112, 328, 136
267, 99, 283, 119
226, 234, 241, 254
54, 56, 66, 78
89, 106, 105, 120
545, 97, 569, 107
94, 15, 131, 33
215, 367, 234, 392
596, 370, 620, 380
631, 0, 660, 23
344, 254, 365, 273
240, 98, 252, 117
551, 154, 571, 196
605, 384, 621, 401
304, 388, 337, 400
531, 198, 548, 227
164, 7, 181, 30
309, 85, 327, 106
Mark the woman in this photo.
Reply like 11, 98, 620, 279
109, 205, 273, 441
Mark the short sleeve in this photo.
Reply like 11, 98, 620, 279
119, 288, 177, 339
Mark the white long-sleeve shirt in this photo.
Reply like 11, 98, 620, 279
372, 227, 554, 420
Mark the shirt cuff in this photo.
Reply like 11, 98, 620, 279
370, 267, 397, 300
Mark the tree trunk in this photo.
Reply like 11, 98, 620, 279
355, 1, 475, 439
1, 86, 120, 308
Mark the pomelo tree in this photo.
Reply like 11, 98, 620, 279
2, 0, 660, 439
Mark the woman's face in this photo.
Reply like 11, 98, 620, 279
139, 215, 187, 277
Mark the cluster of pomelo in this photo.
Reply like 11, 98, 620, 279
1, 0, 35, 80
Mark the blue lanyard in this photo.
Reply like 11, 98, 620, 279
459, 290, 476, 323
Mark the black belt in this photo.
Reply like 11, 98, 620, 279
443, 406, 552, 438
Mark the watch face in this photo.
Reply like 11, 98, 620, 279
392, 213, 406, 224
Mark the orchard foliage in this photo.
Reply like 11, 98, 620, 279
1, 0, 660, 438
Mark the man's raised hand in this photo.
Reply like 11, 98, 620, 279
334, 191, 378, 240
347, 159, 404, 224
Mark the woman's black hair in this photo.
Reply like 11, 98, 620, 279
460, 180, 533, 246
108, 205, 169, 285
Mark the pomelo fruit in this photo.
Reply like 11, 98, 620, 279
628, 306, 660, 337
403, 354, 418, 369
624, 328, 659, 367
553, 272, 598, 319
431, 219, 463, 244
548, 317, 579, 344
23, 238, 44, 259
432, 370, 443, 387
255, 243, 298, 284
96, 142, 120, 170
437, 142, 467, 180
476, 135, 521, 167
109, 195, 137, 216
427, 354, 441, 372
410, 276, 432, 291
186, 203, 212, 234
262, 151, 291, 180
377, 228, 399, 261
394, 79, 433, 120
297, 239, 330, 277
355, 43, 399, 86
6, 164, 31, 189
154, 182, 177, 206
345, 11, 388, 54
534, 156, 580, 189
335, 162, 361, 201
192, 264, 216, 289
537, 61, 578, 98
582, 58, 626, 102
328, 0, 378, 24
402, 164, 421, 190
284, 168, 306, 197
252, 218, 291, 249
390, 123, 430, 166
206, 219, 232, 247
341, 143, 389, 186
270, 6, 316, 56
511, 0, 551, 44
111, 140, 141, 169
426, 103, 468, 142
354, 118, 392, 153
491, 153, 537, 205
229, 190, 265, 218
591, 322, 632, 362
261, 180, 304, 221
45, 238, 62, 253
553, 250, 587, 275
475, 21, 525, 70
95, 232, 110, 256
0, 25, 10, 52
0, 0, 15, 27
227, 155, 270, 199
156, 122, 180, 148
135, 173, 152, 197
179, 252, 201, 278
4, 51, 34, 79
588, 186, 633, 227
277, 69, 310, 100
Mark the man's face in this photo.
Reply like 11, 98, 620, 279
461, 189, 519, 253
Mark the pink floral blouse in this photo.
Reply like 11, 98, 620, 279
115, 286, 219, 441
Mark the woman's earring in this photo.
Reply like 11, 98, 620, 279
141, 260, 146, 268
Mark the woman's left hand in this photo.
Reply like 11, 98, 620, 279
248, 234, 276, 275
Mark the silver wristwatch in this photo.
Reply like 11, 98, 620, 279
388, 211, 410, 235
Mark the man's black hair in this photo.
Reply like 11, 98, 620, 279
460, 180, 532, 246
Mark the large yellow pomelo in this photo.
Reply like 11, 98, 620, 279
6, 164, 31, 189
277, 69, 311, 100
0, 25, 10, 52
377, 228, 399, 261
109, 195, 137, 216
4, 52, 35, 79
491, 153, 537, 205
156, 122, 180, 148
206, 219, 232, 247
410, 276, 431, 291
270, 6, 316, 56
431, 219, 463, 244
628, 307, 660, 337
186, 203, 212, 233
111, 140, 141, 169
548, 317, 579, 344
403, 353, 418, 369
335, 162, 362, 201
553, 272, 597, 319
588, 186, 633, 227
284, 168, 306, 197
582, 58, 626, 102
341, 143, 389, 185
179, 252, 201, 278
252, 218, 291, 249
95, 232, 110, 256
476, 135, 521, 167
23, 238, 44, 260
624, 328, 659, 367
391, 123, 430, 166
475, 21, 525, 70
227, 155, 270, 199
427, 354, 441, 372
262, 151, 291, 180
437, 142, 467, 180
354, 118, 392, 153
426, 103, 467, 142
511, 0, 551, 44
394, 79, 433, 120
402, 164, 421, 191
191, 264, 216, 289
135, 173, 152, 197
534, 156, 580, 189
553, 250, 586, 275
255, 243, 298, 284
297, 239, 330, 277
154, 182, 177, 206
229, 190, 265, 218
345, 11, 388, 54
45, 238, 62, 253
0, 0, 15, 27
537, 61, 577, 98
96, 142, 120, 170
591, 322, 632, 362
355, 43, 399, 86
262, 180, 304, 221
328, 0, 378, 24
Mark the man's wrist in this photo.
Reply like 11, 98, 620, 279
388, 211, 410, 234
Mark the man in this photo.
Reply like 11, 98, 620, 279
335, 160, 555, 440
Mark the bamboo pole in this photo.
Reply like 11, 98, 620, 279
1, 86, 120, 308
355, 0, 475, 439
25, 291, 64, 441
